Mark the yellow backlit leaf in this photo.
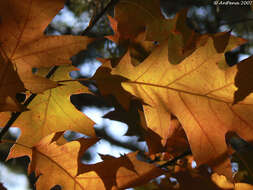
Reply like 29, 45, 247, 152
7, 133, 99, 190
114, 33, 248, 177
0, 66, 95, 155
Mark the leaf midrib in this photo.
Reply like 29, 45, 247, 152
122, 81, 252, 105
15, 142, 85, 190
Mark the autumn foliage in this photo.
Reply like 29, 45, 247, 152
1, 0, 253, 189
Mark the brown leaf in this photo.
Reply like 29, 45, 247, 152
146, 9, 202, 65
0, 0, 93, 93
139, 109, 164, 154
174, 169, 223, 190
234, 55, 253, 104
212, 31, 232, 53
78, 152, 164, 190
164, 118, 190, 158
92, 61, 133, 110
106, 16, 155, 66
114, 0, 162, 40
0, 55, 25, 112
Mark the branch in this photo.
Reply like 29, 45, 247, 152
158, 149, 192, 169
0, 0, 119, 141
81, 0, 119, 35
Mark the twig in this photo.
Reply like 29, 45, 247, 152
158, 149, 192, 169
0, 0, 119, 141
81, 0, 119, 35
95, 127, 140, 151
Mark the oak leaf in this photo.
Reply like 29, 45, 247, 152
106, 16, 155, 66
212, 173, 253, 190
114, 0, 162, 40
112, 33, 248, 177
6, 132, 99, 190
78, 152, 164, 190
0, 0, 93, 94
139, 108, 164, 154
235, 183, 253, 190
112, 2, 201, 65
7, 133, 164, 190
164, 117, 190, 157
91, 61, 134, 110
173, 169, 224, 190
111, 51, 172, 153
0, 66, 95, 155
145, 9, 203, 65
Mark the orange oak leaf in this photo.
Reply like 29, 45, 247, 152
165, 10, 202, 65
0, 65, 95, 154
0, 0, 93, 93
106, 16, 121, 44
112, 2, 201, 65
145, 9, 195, 42
235, 183, 253, 190
211, 173, 234, 189
106, 0, 163, 67
78, 152, 164, 190
146, 9, 212, 65
6, 133, 99, 190
112, 33, 248, 177
111, 51, 171, 153
7, 133, 164, 190
114, 0, 162, 40
106, 16, 155, 67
